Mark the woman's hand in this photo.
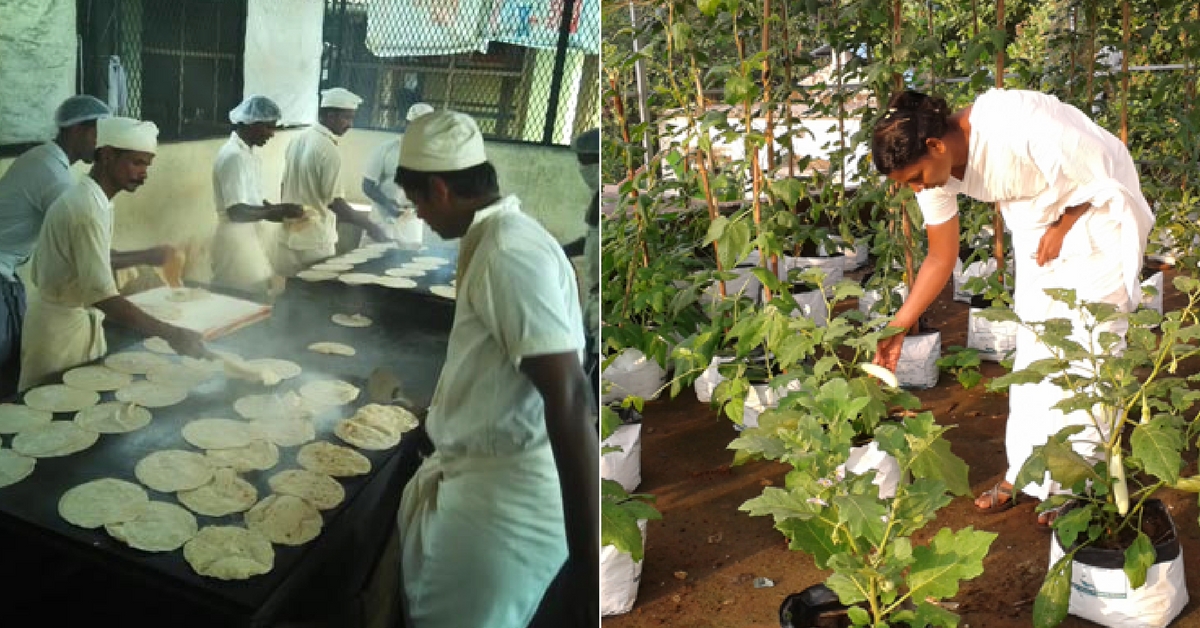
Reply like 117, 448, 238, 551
874, 325, 908, 371
1036, 203, 1090, 266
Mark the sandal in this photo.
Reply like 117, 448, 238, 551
1036, 500, 1073, 527
974, 481, 1017, 513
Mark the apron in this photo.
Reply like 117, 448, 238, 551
275, 206, 337, 276
18, 298, 106, 391
212, 221, 275, 293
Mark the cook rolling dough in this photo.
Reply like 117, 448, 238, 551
297, 441, 371, 477
0, 404, 52, 433
135, 450, 215, 492
307, 342, 356, 356
267, 469, 345, 510
245, 494, 323, 546
74, 402, 152, 434
13, 421, 99, 457
58, 478, 149, 529
24, 385, 100, 413
184, 526, 274, 580
106, 501, 198, 552
115, 381, 189, 408
62, 365, 132, 391
177, 468, 258, 517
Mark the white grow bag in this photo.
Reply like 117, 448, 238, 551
742, 379, 802, 429
780, 255, 844, 296
600, 423, 642, 492
967, 306, 1019, 362
601, 520, 647, 616
1141, 271, 1164, 315
897, 331, 940, 389
953, 258, 998, 303
789, 288, 828, 327
859, 285, 910, 319
819, 237, 870, 271
837, 441, 901, 499
1048, 508, 1187, 628
602, 349, 668, 404
694, 355, 736, 403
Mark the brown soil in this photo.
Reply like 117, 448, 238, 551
604, 269, 1200, 628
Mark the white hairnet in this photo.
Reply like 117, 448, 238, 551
406, 103, 435, 122
55, 95, 112, 128
229, 96, 282, 124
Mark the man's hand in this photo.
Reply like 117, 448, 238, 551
163, 327, 206, 358
264, 200, 305, 221
143, 245, 176, 267
874, 326, 907, 372
365, 221, 392, 243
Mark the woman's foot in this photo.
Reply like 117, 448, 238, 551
974, 481, 1016, 512
1036, 501, 1072, 527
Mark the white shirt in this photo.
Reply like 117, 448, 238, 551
29, 176, 119, 307
426, 196, 585, 458
282, 123, 342, 210
212, 132, 261, 221
0, 142, 74, 280
362, 138, 408, 211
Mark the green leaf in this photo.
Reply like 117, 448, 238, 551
768, 178, 805, 207
906, 527, 997, 601
847, 607, 871, 626
728, 430, 788, 461
1015, 426, 1101, 491
905, 414, 972, 497
705, 215, 729, 246
1174, 475, 1200, 492
1131, 418, 1184, 485
779, 518, 843, 569
904, 601, 960, 628
1124, 531, 1156, 590
723, 74, 757, 105
740, 486, 822, 521
1033, 554, 1073, 628
697, 0, 722, 17
893, 478, 952, 533
599, 405, 622, 442
601, 498, 648, 560
832, 494, 888, 545
1051, 504, 1093, 549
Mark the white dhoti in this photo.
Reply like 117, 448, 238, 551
211, 221, 277, 293
18, 298, 106, 391
399, 444, 568, 628
274, 207, 337, 276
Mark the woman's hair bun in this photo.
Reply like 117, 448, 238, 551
872, 90, 951, 174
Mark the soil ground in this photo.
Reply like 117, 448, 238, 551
603, 267, 1200, 628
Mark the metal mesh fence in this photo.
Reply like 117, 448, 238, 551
323, 0, 600, 145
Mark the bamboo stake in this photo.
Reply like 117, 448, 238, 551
782, 0, 795, 180
608, 74, 649, 271
761, 0, 779, 280
1120, 0, 1130, 145
690, 64, 727, 298
993, 0, 1005, 278
1086, 0, 1095, 105
734, 15, 771, 302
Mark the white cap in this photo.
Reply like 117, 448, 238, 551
398, 110, 487, 172
320, 87, 362, 110
96, 117, 158, 154
406, 102, 435, 122
229, 95, 281, 124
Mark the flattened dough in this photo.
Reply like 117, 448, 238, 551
177, 468, 258, 516
59, 478, 148, 528
245, 494, 323, 546
331, 313, 372, 327
334, 404, 418, 451
296, 269, 339, 282
245, 359, 301, 380
205, 440, 279, 472
140, 303, 184, 321
74, 402, 152, 434
13, 421, 99, 457
24, 385, 100, 413
146, 362, 215, 389
384, 268, 424, 278
184, 526, 274, 580
337, 273, 377, 285
297, 441, 371, 477
413, 256, 449, 265
299, 380, 360, 406
105, 351, 172, 375
135, 450, 214, 492
311, 262, 354, 272
182, 418, 264, 450
106, 501, 198, 552
374, 276, 417, 289
268, 469, 345, 510
62, 365, 132, 391
307, 342, 356, 356
115, 381, 188, 408
0, 448, 36, 488
166, 287, 209, 302
429, 285, 457, 299
249, 417, 316, 448
234, 392, 313, 422
143, 336, 176, 355
0, 404, 52, 433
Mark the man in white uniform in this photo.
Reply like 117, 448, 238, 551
211, 96, 304, 293
278, 87, 388, 274
20, 117, 207, 391
361, 102, 434, 248
395, 110, 598, 627
0, 95, 111, 399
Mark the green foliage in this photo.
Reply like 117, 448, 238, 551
601, 479, 662, 562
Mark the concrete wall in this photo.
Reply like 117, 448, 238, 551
0, 128, 590, 280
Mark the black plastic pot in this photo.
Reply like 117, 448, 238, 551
789, 282, 821, 295
968, 293, 1012, 310
1057, 499, 1180, 569
779, 584, 852, 628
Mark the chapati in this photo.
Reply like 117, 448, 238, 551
205, 440, 279, 472
299, 380, 360, 406
245, 494, 323, 546
135, 450, 214, 492
384, 268, 424, 278
146, 362, 214, 389
106, 501, 198, 552
234, 392, 313, 421
141, 303, 184, 321
267, 469, 345, 510
12, 421, 99, 457
246, 359, 301, 380
58, 478, 149, 529
429, 285, 457, 299
62, 365, 132, 391
184, 526, 274, 580
24, 384, 100, 413
331, 313, 372, 327
337, 273, 378, 285
249, 417, 316, 448
307, 342, 356, 356
334, 404, 418, 451
182, 418, 265, 450
374, 276, 417, 289
74, 402, 152, 434
403, 262, 442, 272
311, 262, 354, 272
166, 287, 209, 302
297, 441, 371, 477
0, 404, 52, 433
143, 336, 176, 354
115, 381, 188, 408
177, 468, 258, 516
0, 448, 36, 488
105, 351, 172, 375
413, 256, 449, 265
296, 269, 339, 282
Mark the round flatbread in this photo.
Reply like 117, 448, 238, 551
334, 404, 418, 451
413, 256, 449, 265
374, 276, 417, 289
184, 526, 274, 580
0, 404, 52, 434
234, 392, 312, 422
337, 273, 378, 286
106, 501, 198, 552
105, 351, 173, 375
135, 450, 214, 492
24, 385, 100, 413
115, 381, 188, 408
384, 268, 424, 278
143, 336, 176, 355
58, 478, 149, 529
331, 313, 372, 328
205, 440, 279, 472
297, 441, 371, 477
74, 402, 152, 434
307, 342, 356, 357
245, 494, 323, 546
140, 303, 184, 321
166, 288, 209, 302
267, 469, 345, 510
311, 262, 354, 272
146, 362, 215, 389
245, 359, 301, 380
13, 421, 99, 457
62, 365, 132, 392
0, 448, 36, 488
249, 417, 316, 448
182, 418, 264, 450
429, 285, 457, 300
403, 262, 442, 272
177, 468, 258, 517
296, 270, 339, 282
299, 380, 360, 407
